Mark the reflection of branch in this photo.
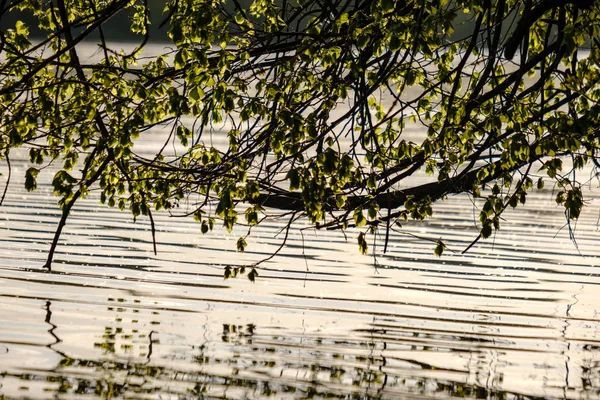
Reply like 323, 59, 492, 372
146, 330, 155, 363
44, 301, 61, 345
561, 286, 581, 396
44, 300, 67, 358
378, 327, 388, 395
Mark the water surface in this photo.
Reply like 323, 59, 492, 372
1, 147, 600, 400
0, 48, 600, 397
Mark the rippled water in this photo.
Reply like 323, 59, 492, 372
1, 144, 600, 400
1, 46, 600, 397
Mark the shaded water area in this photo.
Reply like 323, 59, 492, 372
1, 148, 600, 400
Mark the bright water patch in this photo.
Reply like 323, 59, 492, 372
1, 152, 600, 399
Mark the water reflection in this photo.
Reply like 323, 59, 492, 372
2, 150, 600, 399
1, 296, 599, 399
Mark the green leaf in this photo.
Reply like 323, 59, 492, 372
248, 268, 259, 282
358, 232, 368, 255
368, 205, 377, 220
537, 178, 544, 190
15, 20, 28, 36
25, 167, 39, 192
434, 240, 444, 257
381, 0, 395, 12
353, 209, 367, 227
237, 237, 247, 252
189, 86, 204, 102
287, 169, 300, 191
481, 222, 492, 239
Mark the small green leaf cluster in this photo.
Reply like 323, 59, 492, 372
223, 265, 259, 282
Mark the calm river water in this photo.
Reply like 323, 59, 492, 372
1, 46, 600, 399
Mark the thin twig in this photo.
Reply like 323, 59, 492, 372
0, 154, 10, 207
148, 208, 158, 255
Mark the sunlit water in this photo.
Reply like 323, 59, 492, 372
1, 136, 600, 400
1, 46, 600, 400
